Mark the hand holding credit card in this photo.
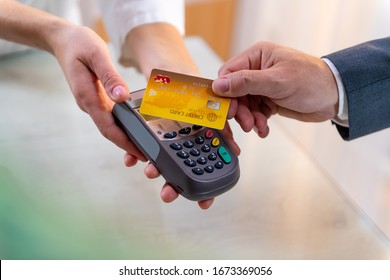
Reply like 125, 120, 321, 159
140, 69, 231, 130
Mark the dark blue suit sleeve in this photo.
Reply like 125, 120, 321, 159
323, 37, 390, 140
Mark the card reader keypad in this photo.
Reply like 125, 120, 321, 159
169, 128, 232, 175
114, 89, 240, 201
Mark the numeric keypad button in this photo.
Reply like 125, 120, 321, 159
184, 159, 197, 167
195, 136, 204, 144
170, 142, 183, 150
190, 148, 201, 157
183, 140, 194, 148
177, 150, 190, 159
179, 127, 191, 135
197, 156, 208, 165
215, 161, 224, 169
204, 165, 214, 173
201, 144, 211, 153
164, 131, 177, 139
208, 152, 217, 161
192, 168, 204, 175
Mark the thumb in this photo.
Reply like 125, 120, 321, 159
212, 70, 257, 98
91, 56, 130, 103
212, 69, 275, 98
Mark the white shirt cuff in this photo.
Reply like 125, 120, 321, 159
321, 57, 349, 127
97, 0, 185, 64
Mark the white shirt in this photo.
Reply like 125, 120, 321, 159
0, 0, 184, 62
322, 58, 350, 127
0, 0, 80, 56
96, 0, 184, 63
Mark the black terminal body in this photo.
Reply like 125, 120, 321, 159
112, 89, 240, 201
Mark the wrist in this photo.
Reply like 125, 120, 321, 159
124, 23, 199, 78
320, 58, 342, 119
43, 19, 76, 54
321, 58, 349, 124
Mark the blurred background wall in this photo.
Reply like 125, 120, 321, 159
185, 0, 390, 57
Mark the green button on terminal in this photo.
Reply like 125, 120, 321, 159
218, 146, 232, 164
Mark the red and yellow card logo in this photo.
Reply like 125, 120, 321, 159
154, 74, 171, 84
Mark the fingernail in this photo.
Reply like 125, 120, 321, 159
112, 85, 127, 99
213, 78, 230, 94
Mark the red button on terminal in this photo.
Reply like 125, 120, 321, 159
205, 129, 214, 139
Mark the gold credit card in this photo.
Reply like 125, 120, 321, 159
140, 69, 230, 130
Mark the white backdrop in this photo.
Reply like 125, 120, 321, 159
232, 0, 390, 56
